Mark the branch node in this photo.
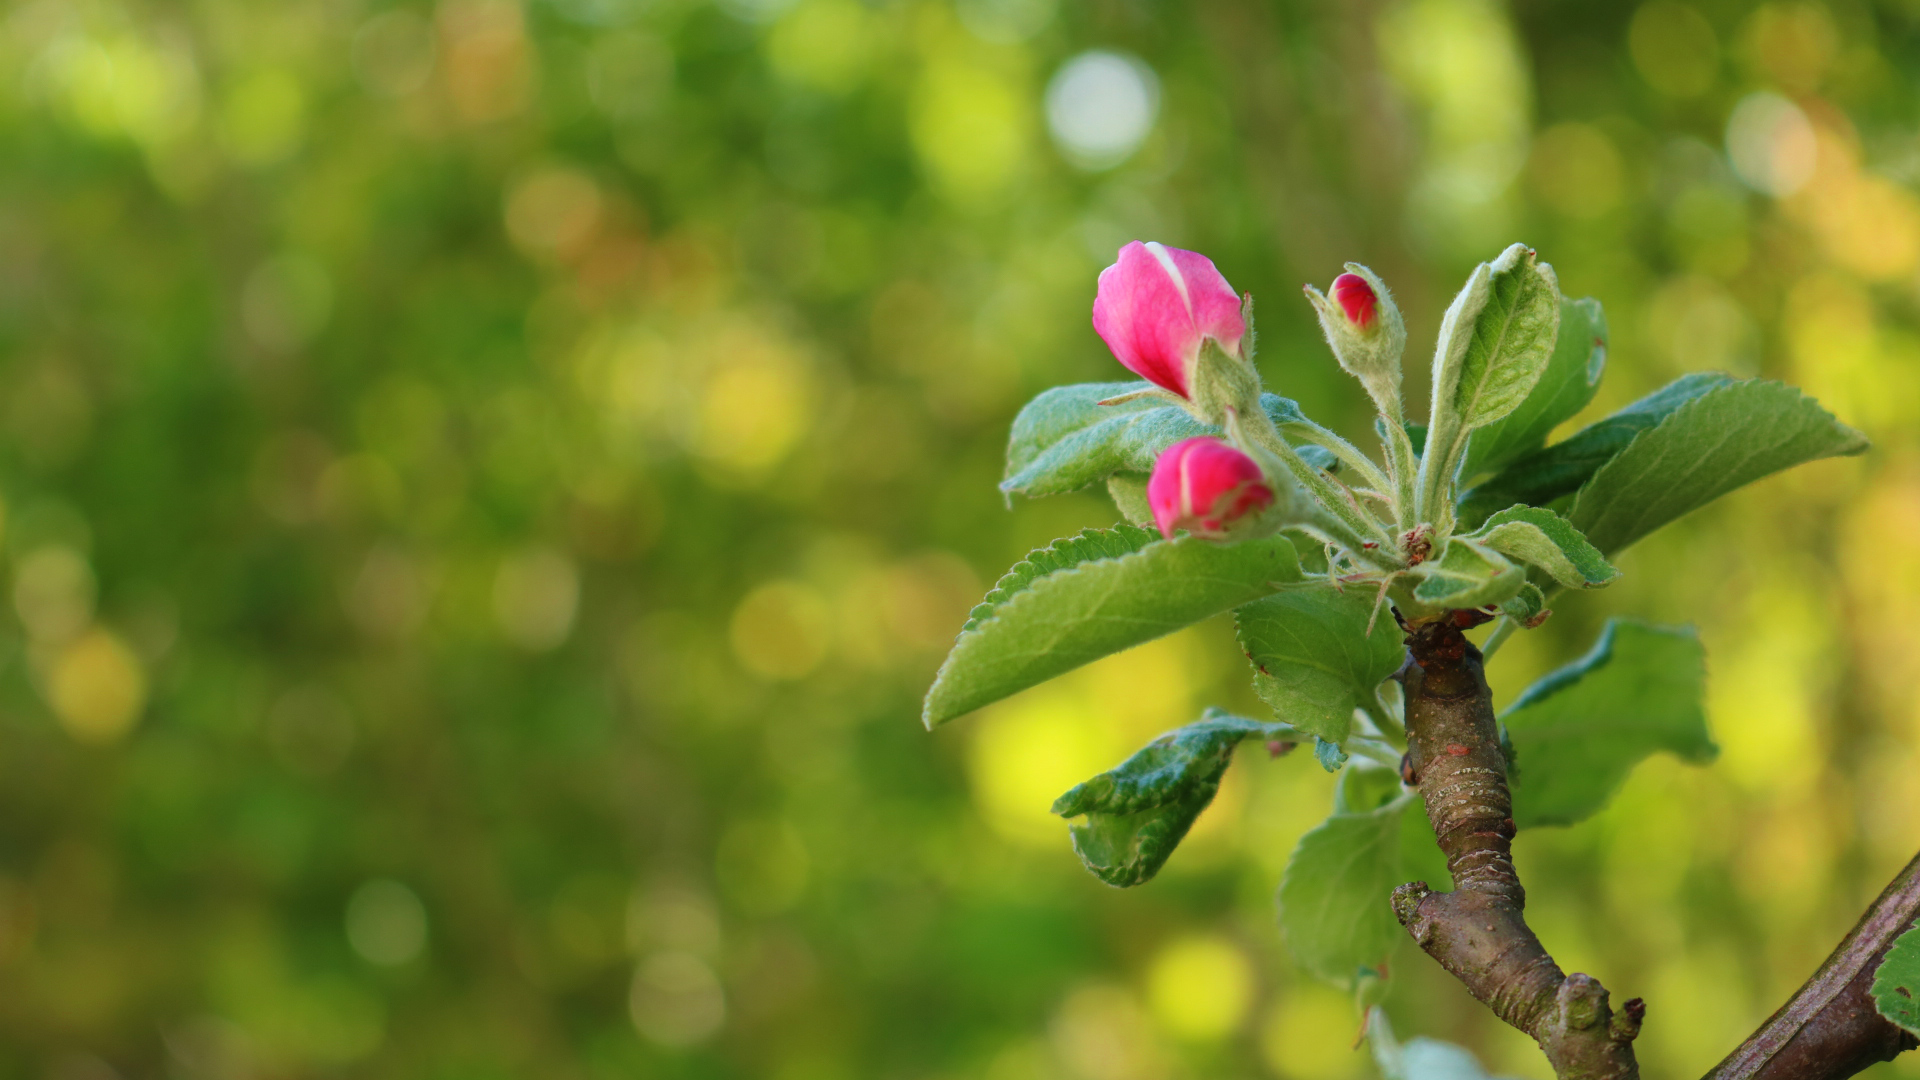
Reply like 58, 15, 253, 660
1559, 973, 1608, 1031
1391, 881, 1433, 941
1609, 998, 1644, 1044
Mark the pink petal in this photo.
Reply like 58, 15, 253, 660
1332, 272, 1377, 328
1161, 245, 1246, 353
1147, 437, 1270, 539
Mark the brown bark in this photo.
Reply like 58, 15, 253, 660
1393, 618, 1641, 1080
1703, 852, 1920, 1080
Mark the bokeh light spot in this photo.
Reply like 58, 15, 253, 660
505, 167, 604, 261
1050, 983, 1165, 1080
217, 68, 307, 166
242, 253, 333, 353
1725, 92, 1815, 197
630, 951, 725, 1046
957, 0, 1057, 44
49, 628, 147, 746
1628, 2, 1719, 98
767, 0, 875, 94
14, 545, 96, 645
352, 11, 437, 98
346, 880, 428, 966
1740, 2, 1838, 94
589, 32, 674, 120
1529, 123, 1623, 218
1044, 51, 1159, 171
911, 58, 1030, 199
493, 547, 580, 651
714, 818, 810, 915
1260, 982, 1364, 1079
1144, 934, 1253, 1040
730, 580, 830, 679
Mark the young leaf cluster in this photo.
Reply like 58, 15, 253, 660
922, 240, 1867, 1048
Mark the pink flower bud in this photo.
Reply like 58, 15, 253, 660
1147, 437, 1274, 540
1331, 272, 1377, 329
1092, 241, 1246, 399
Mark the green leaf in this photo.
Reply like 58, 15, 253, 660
1375, 417, 1428, 457
1370, 1011, 1504, 1080
1454, 372, 1732, 530
1280, 787, 1453, 991
1449, 246, 1562, 431
1498, 582, 1548, 624
1106, 473, 1152, 526
1336, 764, 1403, 814
1000, 381, 1309, 499
1410, 538, 1525, 610
1460, 296, 1607, 482
1053, 709, 1288, 887
1422, 246, 1561, 519
1236, 584, 1406, 743
1504, 620, 1716, 829
1466, 506, 1617, 590
1279, 799, 1410, 989
924, 530, 1303, 726
1400, 1039, 1504, 1080
1569, 379, 1868, 556
962, 525, 1161, 633
1871, 926, 1920, 1036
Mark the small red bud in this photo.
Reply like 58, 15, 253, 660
1146, 437, 1274, 540
1331, 272, 1378, 329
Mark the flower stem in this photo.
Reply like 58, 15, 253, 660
1231, 407, 1398, 560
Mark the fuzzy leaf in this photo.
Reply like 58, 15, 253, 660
1336, 764, 1403, 814
1424, 246, 1561, 516
1236, 584, 1406, 743
1314, 737, 1349, 772
1279, 800, 1408, 989
1871, 926, 1920, 1036
1569, 379, 1868, 556
1279, 795, 1451, 990
1411, 538, 1525, 610
1460, 296, 1607, 482
1106, 473, 1153, 526
1467, 506, 1617, 590
1498, 582, 1548, 624
1449, 246, 1562, 431
962, 526, 1160, 633
925, 530, 1303, 726
1001, 381, 1308, 498
1053, 709, 1288, 887
1504, 620, 1716, 829
1454, 372, 1732, 529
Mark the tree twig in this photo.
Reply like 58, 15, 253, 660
1392, 617, 1641, 1080
1702, 851, 1920, 1080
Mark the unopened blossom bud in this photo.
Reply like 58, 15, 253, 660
1147, 437, 1275, 540
1332, 273, 1377, 327
1092, 241, 1247, 401
1304, 263, 1407, 413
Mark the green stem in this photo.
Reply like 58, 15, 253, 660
1345, 737, 1402, 769
1480, 617, 1518, 660
1383, 413, 1421, 532
1362, 694, 1406, 747
1281, 420, 1394, 498
1232, 408, 1399, 560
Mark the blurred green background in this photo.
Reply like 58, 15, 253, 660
1, 0, 1917, 1077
